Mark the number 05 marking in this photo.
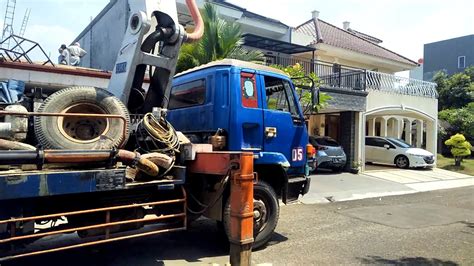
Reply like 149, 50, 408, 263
292, 147, 303, 162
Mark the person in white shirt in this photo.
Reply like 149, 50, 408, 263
67, 42, 87, 66
58, 44, 70, 65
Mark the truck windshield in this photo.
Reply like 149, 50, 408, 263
265, 76, 299, 117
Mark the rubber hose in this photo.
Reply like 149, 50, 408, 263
0, 139, 36, 150
184, 0, 204, 42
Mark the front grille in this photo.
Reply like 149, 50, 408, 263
423, 156, 434, 164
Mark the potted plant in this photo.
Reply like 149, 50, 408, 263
350, 160, 361, 174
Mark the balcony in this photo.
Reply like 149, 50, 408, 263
263, 55, 437, 98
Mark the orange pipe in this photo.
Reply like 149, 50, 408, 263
229, 153, 254, 265
184, 0, 204, 42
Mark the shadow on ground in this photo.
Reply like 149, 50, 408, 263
5, 219, 288, 266
460, 221, 474, 229
358, 255, 459, 265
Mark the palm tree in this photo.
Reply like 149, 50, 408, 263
176, 2, 264, 73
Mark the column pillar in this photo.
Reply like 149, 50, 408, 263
416, 120, 424, 148
338, 111, 356, 171
425, 121, 437, 155
398, 119, 404, 138
368, 118, 375, 136
393, 118, 402, 138
405, 119, 412, 145
380, 117, 388, 137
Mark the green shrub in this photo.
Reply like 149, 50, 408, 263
445, 133, 472, 166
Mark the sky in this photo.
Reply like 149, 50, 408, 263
0, 0, 473, 65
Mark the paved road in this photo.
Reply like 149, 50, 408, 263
5, 186, 474, 265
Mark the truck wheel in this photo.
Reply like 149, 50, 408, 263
34, 87, 130, 149
223, 180, 279, 249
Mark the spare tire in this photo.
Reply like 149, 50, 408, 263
34, 87, 130, 149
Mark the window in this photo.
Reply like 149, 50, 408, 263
311, 137, 340, 147
366, 137, 393, 148
168, 79, 206, 109
458, 56, 466, 69
365, 137, 377, 147
387, 138, 411, 148
265, 76, 298, 116
241, 72, 258, 108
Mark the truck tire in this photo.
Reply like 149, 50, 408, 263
223, 180, 279, 249
34, 87, 130, 149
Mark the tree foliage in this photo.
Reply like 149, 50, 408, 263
176, 2, 264, 73
439, 103, 474, 139
444, 133, 472, 166
433, 66, 474, 111
271, 63, 332, 114
435, 67, 474, 152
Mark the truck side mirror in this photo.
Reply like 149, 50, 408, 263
312, 88, 320, 111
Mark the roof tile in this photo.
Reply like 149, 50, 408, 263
295, 18, 417, 66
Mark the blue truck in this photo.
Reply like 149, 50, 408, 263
167, 59, 314, 246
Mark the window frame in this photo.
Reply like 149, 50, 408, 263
458, 56, 466, 69
241, 72, 259, 108
168, 78, 207, 110
263, 75, 299, 116
365, 137, 377, 147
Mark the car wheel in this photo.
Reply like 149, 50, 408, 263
332, 166, 343, 173
223, 180, 279, 249
395, 155, 409, 169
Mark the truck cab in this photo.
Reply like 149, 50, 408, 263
167, 59, 312, 203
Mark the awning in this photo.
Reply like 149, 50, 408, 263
242, 33, 315, 54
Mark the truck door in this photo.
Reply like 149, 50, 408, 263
229, 70, 264, 152
260, 74, 307, 173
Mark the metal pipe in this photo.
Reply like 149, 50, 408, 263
0, 212, 185, 244
0, 227, 186, 262
0, 150, 41, 165
0, 198, 186, 224
229, 153, 254, 266
184, 0, 204, 43
0, 149, 159, 177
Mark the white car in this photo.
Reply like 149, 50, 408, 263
365, 136, 435, 168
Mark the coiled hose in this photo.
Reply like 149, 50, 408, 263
139, 113, 180, 153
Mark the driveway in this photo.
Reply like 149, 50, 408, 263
302, 167, 474, 204
364, 167, 473, 192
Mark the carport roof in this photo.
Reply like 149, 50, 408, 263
242, 34, 315, 55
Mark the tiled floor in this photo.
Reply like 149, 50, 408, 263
364, 167, 472, 184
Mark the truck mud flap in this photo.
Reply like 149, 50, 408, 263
0, 187, 187, 262
286, 176, 310, 203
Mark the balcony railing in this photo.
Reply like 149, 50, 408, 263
314, 61, 366, 91
263, 55, 437, 98
365, 70, 438, 98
